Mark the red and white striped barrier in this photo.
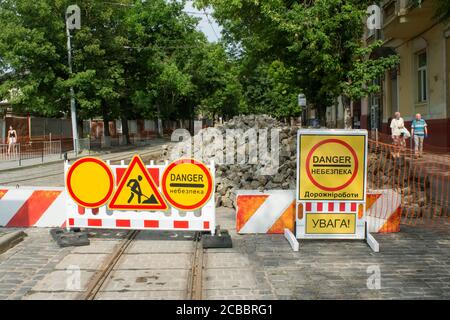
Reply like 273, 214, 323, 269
296, 199, 366, 240
303, 202, 358, 213
65, 159, 216, 234
0, 187, 66, 227
236, 190, 295, 234
366, 189, 402, 233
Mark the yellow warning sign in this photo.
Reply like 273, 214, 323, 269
108, 155, 167, 210
162, 158, 213, 211
66, 157, 114, 208
306, 213, 356, 234
298, 133, 366, 201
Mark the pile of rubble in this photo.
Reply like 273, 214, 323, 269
163, 114, 298, 208
366, 150, 443, 219
162, 114, 446, 220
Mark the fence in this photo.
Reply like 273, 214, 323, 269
367, 138, 449, 226
369, 129, 449, 154
0, 141, 62, 165
88, 133, 160, 150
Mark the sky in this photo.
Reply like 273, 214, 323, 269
183, 1, 222, 42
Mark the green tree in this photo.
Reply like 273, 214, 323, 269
0, 0, 228, 142
195, 43, 243, 121
196, 0, 400, 125
0, 0, 71, 117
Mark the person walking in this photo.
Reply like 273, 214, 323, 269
411, 113, 428, 158
390, 112, 405, 158
7, 125, 17, 157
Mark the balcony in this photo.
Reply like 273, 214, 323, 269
382, 0, 436, 39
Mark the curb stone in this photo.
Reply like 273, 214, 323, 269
0, 231, 27, 254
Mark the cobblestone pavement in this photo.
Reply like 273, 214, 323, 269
0, 209, 449, 300
0, 228, 72, 300
205, 208, 450, 299
1, 229, 196, 300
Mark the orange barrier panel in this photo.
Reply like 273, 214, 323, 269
367, 139, 449, 226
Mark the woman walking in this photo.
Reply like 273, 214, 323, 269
7, 125, 17, 157
390, 112, 405, 158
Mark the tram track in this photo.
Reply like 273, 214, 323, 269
78, 230, 139, 300
78, 231, 205, 300
186, 232, 205, 300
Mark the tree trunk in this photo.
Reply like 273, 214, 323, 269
343, 96, 353, 129
155, 104, 163, 137
102, 116, 110, 137
101, 100, 110, 137
77, 118, 84, 138
101, 101, 111, 148
334, 98, 338, 128
121, 115, 130, 145
316, 105, 326, 127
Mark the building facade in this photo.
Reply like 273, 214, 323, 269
361, 0, 450, 151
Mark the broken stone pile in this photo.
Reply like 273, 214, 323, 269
162, 114, 446, 218
163, 114, 299, 208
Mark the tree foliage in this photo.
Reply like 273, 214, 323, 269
0, 0, 241, 137
196, 0, 400, 122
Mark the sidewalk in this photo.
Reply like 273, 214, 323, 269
0, 151, 79, 172
0, 138, 170, 172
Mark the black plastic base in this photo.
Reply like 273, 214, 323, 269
202, 228, 232, 248
50, 228, 90, 247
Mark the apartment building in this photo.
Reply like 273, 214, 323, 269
360, 0, 449, 151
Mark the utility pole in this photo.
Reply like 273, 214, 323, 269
66, 5, 81, 155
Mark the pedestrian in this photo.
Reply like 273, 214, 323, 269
390, 111, 405, 158
411, 113, 428, 158
7, 125, 17, 157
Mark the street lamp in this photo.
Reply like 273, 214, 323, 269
298, 93, 306, 127
66, 5, 81, 155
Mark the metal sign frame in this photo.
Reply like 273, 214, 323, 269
296, 129, 368, 203
295, 129, 372, 244
64, 159, 216, 235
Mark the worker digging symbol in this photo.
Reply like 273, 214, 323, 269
127, 175, 158, 204
108, 155, 167, 210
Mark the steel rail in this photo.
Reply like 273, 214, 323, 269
78, 230, 139, 300
186, 232, 205, 300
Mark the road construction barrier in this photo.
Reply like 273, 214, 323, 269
65, 156, 216, 234
234, 188, 401, 236
236, 190, 295, 234
368, 140, 449, 225
0, 187, 66, 227
366, 189, 402, 233
296, 129, 371, 245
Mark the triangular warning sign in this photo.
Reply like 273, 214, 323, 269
108, 155, 167, 210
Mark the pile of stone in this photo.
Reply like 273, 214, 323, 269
162, 114, 446, 219
163, 114, 299, 208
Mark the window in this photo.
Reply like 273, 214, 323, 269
417, 51, 427, 103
